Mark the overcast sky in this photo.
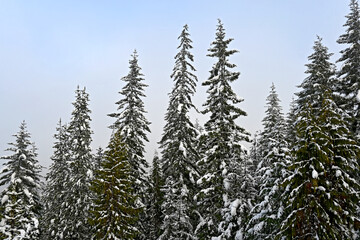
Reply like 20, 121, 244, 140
0, 0, 350, 172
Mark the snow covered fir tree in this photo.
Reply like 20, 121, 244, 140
108, 50, 151, 239
246, 83, 291, 239
279, 37, 360, 239
158, 24, 200, 240
147, 151, 164, 239
54, 86, 94, 239
0, 122, 42, 239
2, 1, 360, 238
41, 120, 70, 239
195, 19, 250, 239
337, 0, 360, 136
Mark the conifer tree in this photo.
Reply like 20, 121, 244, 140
41, 120, 70, 240
108, 50, 150, 180
285, 97, 297, 149
296, 36, 335, 116
158, 24, 199, 239
195, 19, 250, 239
93, 147, 104, 180
94, 147, 104, 171
279, 96, 360, 239
249, 131, 261, 172
147, 152, 164, 239
279, 38, 360, 239
246, 84, 290, 239
89, 130, 140, 240
108, 51, 151, 237
247, 131, 262, 205
0, 122, 42, 239
59, 87, 94, 239
337, 0, 360, 135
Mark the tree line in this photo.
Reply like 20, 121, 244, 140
1, 0, 360, 239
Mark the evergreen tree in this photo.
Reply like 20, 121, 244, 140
246, 84, 290, 239
249, 131, 261, 173
89, 130, 140, 240
279, 95, 360, 239
296, 36, 336, 116
195, 19, 250, 239
279, 38, 360, 239
285, 97, 297, 149
0, 121, 42, 239
247, 131, 262, 206
59, 86, 94, 239
158, 24, 199, 239
93, 147, 104, 178
147, 152, 164, 239
41, 120, 70, 240
337, 0, 360, 135
108, 51, 151, 238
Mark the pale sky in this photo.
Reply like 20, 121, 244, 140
0, 1, 350, 172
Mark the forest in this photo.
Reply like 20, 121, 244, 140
1, 0, 360, 239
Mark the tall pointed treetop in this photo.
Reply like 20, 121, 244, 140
159, 24, 199, 240
337, 0, 360, 134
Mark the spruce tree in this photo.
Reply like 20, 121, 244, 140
279, 38, 360, 239
279, 95, 360, 239
296, 36, 335, 116
158, 24, 199, 239
59, 86, 94, 239
147, 152, 164, 239
285, 97, 297, 149
195, 19, 250, 239
0, 121, 42, 239
247, 131, 262, 206
108, 51, 151, 237
246, 84, 290, 239
337, 0, 360, 135
41, 120, 70, 240
93, 147, 104, 180
89, 130, 140, 240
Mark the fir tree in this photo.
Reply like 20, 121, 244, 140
0, 121, 42, 239
108, 50, 151, 238
279, 96, 360, 239
89, 130, 140, 240
285, 97, 297, 149
296, 36, 335, 116
41, 120, 70, 240
158, 24, 199, 239
93, 147, 104, 178
59, 87, 94, 239
279, 37, 360, 239
195, 19, 250, 239
247, 131, 262, 206
337, 0, 360, 135
146, 151, 164, 239
246, 84, 290, 239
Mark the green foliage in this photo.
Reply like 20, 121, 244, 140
280, 36, 360, 239
280, 98, 360, 239
146, 152, 164, 239
89, 130, 140, 240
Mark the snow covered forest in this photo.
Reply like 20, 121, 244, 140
2, 0, 360, 239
